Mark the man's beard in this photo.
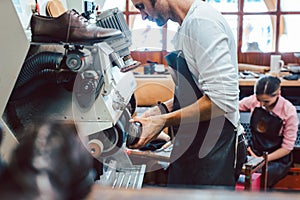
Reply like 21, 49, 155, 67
150, 0, 157, 7
155, 16, 166, 27
150, 0, 166, 27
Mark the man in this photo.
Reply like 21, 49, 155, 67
130, 0, 246, 188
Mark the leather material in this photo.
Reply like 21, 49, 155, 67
266, 154, 292, 187
165, 51, 245, 187
30, 9, 122, 43
250, 107, 283, 156
250, 107, 292, 187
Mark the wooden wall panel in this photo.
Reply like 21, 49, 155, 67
131, 51, 169, 65
238, 52, 300, 66
132, 51, 300, 67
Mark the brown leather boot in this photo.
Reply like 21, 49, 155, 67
30, 9, 122, 44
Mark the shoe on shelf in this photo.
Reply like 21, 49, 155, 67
30, 9, 122, 44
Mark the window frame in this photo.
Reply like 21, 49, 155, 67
123, 0, 300, 66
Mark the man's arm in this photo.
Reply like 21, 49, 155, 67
129, 95, 225, 149
164, 94, 225, 127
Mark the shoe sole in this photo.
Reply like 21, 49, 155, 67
120, 61, 141, 72
31, 35, 121, 45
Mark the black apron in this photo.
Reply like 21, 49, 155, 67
165, 51, 246, 188
250, 107, 292, 187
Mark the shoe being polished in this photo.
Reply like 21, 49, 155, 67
30, 9, 122, 44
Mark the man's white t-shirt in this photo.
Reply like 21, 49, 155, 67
172, 0, 243, 134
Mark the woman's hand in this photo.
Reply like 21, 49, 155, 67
247, 146, 259, 158
128, 115, 166, 149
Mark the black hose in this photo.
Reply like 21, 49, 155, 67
15, 51, 64, 88
6, 51, 64, 133
11, 69, 76, 101
11, 69, 57, 100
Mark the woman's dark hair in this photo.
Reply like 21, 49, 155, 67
255, 75, 281, 96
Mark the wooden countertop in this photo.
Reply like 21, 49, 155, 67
132, 65, 300, 106
86, 184, 300, 200
239, 77, 300, 87
135, 74, 300, 87
133, 64, 300, 87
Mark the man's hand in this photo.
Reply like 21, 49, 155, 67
128, 115, 166, 149
141, 106, 162, 118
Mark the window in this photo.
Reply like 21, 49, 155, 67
100, 0, 300, 65
100, 0, 179, 51
206, 0, 300, 54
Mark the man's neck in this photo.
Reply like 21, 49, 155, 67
169, 0, 195, 25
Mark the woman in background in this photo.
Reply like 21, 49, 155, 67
239, 75, 299, 188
